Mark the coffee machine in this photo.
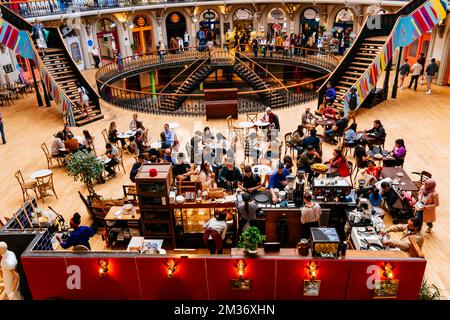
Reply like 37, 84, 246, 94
285, 175, 296, 201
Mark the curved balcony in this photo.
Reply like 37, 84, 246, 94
4, 0, 412, 20
96, 46, 338, 116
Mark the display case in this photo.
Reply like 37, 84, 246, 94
171, 201, 237, 248
135, 164, 175, 248
311, 227, 340, 258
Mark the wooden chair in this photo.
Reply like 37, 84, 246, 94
35, 172, 58, 203
347, 161, 355, 187
246, 112, 258, 122
226, 116, 244, 142
101, 129, 109, 145
112, 149, 126, 175
15, 170, 39, 202
41, 143, 62, 169
0, 216, 11, 228
411, 171, 432, 190
409, 237, 425, 258
123, 185, 138, 204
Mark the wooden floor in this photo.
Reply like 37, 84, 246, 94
1, 69, 449, 297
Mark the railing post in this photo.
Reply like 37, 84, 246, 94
40, 79, 51, 107
391, 47, 403, 99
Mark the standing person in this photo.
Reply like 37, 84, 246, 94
115, 51, 123, 72
237, 192, 258, 233
283, 37, 290, 57
183, 31, 190, 50
56, 213, 95, 250
268, 162, 289, 204
417, 53, 426, 85
0, 242, 23, 300
31, 18, 47, 55
268, 37, 275, 57
0, 111, 6, 145
408, 60, 422, 90
415, 178, 439, 233
76, 82, 90, 118
129, 113, 139, 131
163, 123, 174, 147
425, 58, 439, 95
347, 87, 358, 123
156, 41, 165, 63
324, 82, 337, 104
251, 37, 259, 57
238, 166, 262, 193
381, 217, 424, 252
260, 37, 267, 57
398, 58, 410, 90
218, 161, 241, 193
91, 46, 101, 68
300, 193, 322, 239
203, 211, 227, 254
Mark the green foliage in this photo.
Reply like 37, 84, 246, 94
66, 150, 104, 195
239, 226, 265, 251
420, 279, 441, 300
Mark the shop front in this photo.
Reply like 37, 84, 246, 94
131, 15, 154, 54
96, 18, 120, 61
267, 7, 287, 39
404, 31, 431, 63
230, 8, 254, 44
198, 9, 221, 46
300, 8, 320, 39
333, 9, 355, 55
166, 12, 187, 50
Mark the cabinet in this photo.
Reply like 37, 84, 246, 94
135, 164, 174, 248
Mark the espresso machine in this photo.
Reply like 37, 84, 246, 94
284, 175, 296, 201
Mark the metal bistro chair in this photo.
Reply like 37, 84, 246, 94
411, 170, 432, 190
15, 170, 39, 202
41, 142, 63, 169
35, 171, 58, 203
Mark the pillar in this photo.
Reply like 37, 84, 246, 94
150, 71, 156, 98
30, 60, 43, 107
391, 47, 403, 99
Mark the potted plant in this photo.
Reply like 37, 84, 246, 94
419, 279, 441, 300
67, 150, 104, 196
238, 226, 265, 255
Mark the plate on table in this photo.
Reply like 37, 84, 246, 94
373, 153, 383, 160
254, 193, 270, 203
209, 198, 217, 203
217, 198, 225, 203
396, 172, 404, 177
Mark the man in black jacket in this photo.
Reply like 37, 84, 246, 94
130, 154, 146, 182
365, 119, 386, 149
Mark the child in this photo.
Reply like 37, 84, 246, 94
365, 160, 381, 180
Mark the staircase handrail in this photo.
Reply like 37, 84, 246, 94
172, 51, 214, 95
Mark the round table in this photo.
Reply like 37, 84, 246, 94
117, 133, 132, 139
97, 156, 112, 164
75, 136, 84, 144
239, 121, 255, 129
150, 141, 162, 149
254, 121, 270, 127
311, 163, 338, 175
252, 165, 273, 176
168, 122, 180, 129
315, 119, 336, 127
31, 169, 52, 180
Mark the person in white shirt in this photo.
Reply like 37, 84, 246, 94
260, 37, 267, 57
203, 211, 227, 254
408, 61, 423, 90
105, 143, 120, 178
91, 46, 100, 68
300, 193, 322, 239
129, 113, 138, 131
51, 131, 68, 157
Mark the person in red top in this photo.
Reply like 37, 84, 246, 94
365, 160, 381, 179
328, 148, 350, 177
322, 102, 337, 120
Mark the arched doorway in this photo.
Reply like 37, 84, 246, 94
198, 9, 221, 46
59, 24, 85, 70
232, 8, 254, 36
166, 12, 187, 49
96, 18, 120, 61
333, 9, 355, 55
267, 7, 287, 39
131, 15, 154, 54
334, 8, 354, 31
300, 8, 319, 39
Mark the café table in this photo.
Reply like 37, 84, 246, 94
254, 120, 270, 128
380, 167, 418, 192
315, 118, 336, 136
150, 141, 162, 149
311, 163, 338, 177
75, 136, 84, 144
30, 169, 52, 180
168, 122, 180, 129
97, 156, 112, 164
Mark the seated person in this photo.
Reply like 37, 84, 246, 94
173, 152, 195, 182
238, 166, 262, 193
365, 160, 381, 180
381, 217, 424, 252
237, 192, 258, 233
104, 143, 120, 178
380, 181, 397, 209
288, 125, 305, 152
130, 154, 146, 182
321, 102, 337, 120
344, 123, 363, 147
56, 213, 95, 250
369, 188, 385, 217
218, 161, 241, 192
64, 133, 80, 153
149, 155, 159, 164
301, 107, 318, 130
108, 121, 125, 148
328, 148, 350, 177
203, 211, 227, 254
324, 111, 348, 143
300, 192, 322, 239
283, 155, 294, 174
129, 113, 139, 131
161, 148, 176, 165
62, 125, 73, 141
198, 161, 215, 190
365, 120, 386, 147
301, 129, 321, 152
268, 162, 289, 203
135, 131, 149, 154
51, 131, 69, 157
298, 146, 321, 175
391, 139, 407, 166
160, 132, 171, 149
354, 142, 369, 168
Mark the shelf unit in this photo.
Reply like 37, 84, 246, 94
135, 163, 174, 248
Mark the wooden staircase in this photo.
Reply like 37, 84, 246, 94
333, 37, 386, 110
233, 62, 287, 109
39, 48, 104, 126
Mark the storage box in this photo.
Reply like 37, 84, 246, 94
310, 228, 340, 258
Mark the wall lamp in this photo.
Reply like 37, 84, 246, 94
167, 259, 176, 279
383, 263, 394, 281
307, 261, 318, 280
98, 258, 109, 278
236, 259, 246, 279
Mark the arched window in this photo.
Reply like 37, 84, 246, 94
166, 12, 187, 47
267, 8, 287, 37
300, 8, 319, 38
233, 8, 253, 21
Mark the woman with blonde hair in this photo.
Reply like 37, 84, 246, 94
415, 178, 439, 233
